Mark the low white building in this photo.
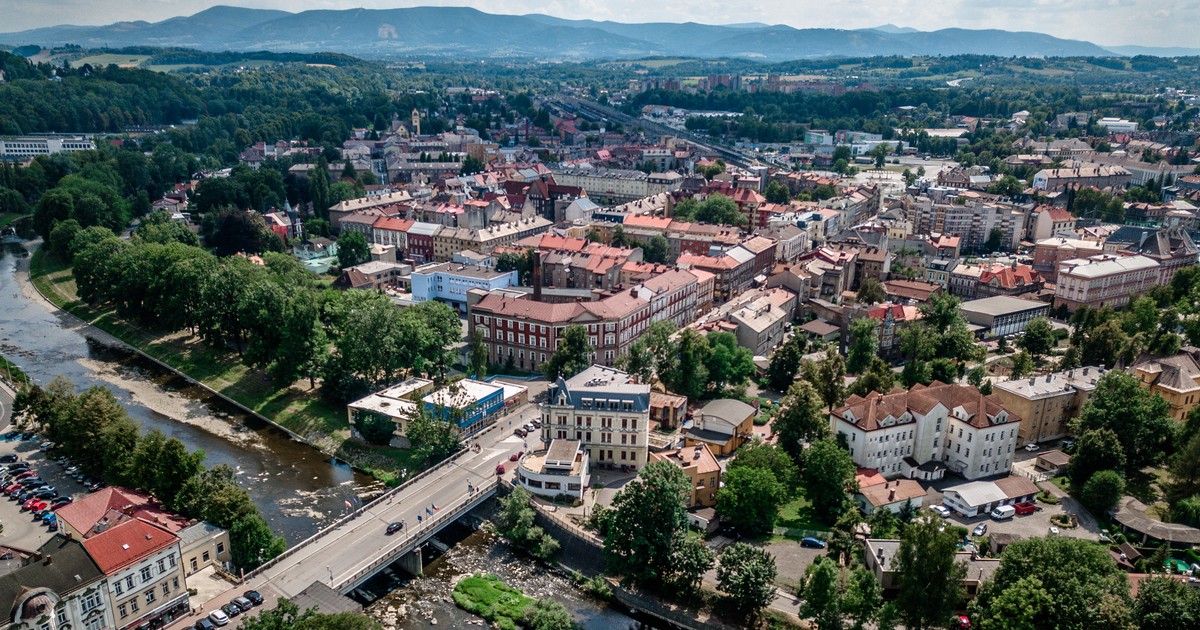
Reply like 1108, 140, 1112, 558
940, 476, 1040, 518
346, 378, 436, 445
515, 439, 591, 500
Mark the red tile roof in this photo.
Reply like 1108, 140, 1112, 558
82, 519, 179, 575
834, 382, 1018, 431
372, 216, 414, 232
56, 487, 189, 538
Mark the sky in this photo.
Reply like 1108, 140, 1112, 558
1, 0, 1195, 48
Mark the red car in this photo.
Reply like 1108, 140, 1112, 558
3, 484, 22, 495
509, 451, 524, 462
23, 499, 46, 513
13, 471, 36, 481
495, 464, 506, 475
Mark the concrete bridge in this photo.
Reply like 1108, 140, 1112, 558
170, 404, 540, 627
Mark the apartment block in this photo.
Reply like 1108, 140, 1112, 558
1053, 254, 1160, 312
541, 365, 651, 471
993, 367, 1106, 444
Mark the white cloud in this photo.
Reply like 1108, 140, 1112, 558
0, 0, 1195, 47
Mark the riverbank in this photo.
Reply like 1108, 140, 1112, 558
26, 247, 419, 484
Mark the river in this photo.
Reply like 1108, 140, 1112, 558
0, 242, 379, 543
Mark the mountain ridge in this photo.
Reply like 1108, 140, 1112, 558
0, 6, 1127, 60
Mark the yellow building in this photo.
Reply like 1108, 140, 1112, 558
993, 367, 1106, 444
683, 399, 756, 457
1129, 348, 1200, 422
650, 444, 721, 508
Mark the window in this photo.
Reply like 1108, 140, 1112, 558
145, 589, 156, 605
82, 592, 102, 612
140, 566, 153, 581
130, 599, 139, 613
216, 543, 224, 555
162, 582, 170, 596
119, 604, 128, 619
169, 555, 176, 567
158, 559, 166, 572
57, 609, 67, 624
202, 551, 211, 562
172, 577, 179, 590
115, 581, 124, 595
126, 576, 135, 590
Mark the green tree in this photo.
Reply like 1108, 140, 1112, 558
664, 329, 709, 400
309, 158, 331, 218
704, 331, 755, 392
1166, 432, 1200, 505
1009, 350, 1034, 378
775, 380, 829, 459
48, 218, 83, 261
1080, 469, 1125, 516
803, 351, 846, 411
642, 234, 670, 263
843, 564, 883, 630
894, 518, 966, 630
972, 575, 1055, 630
856, 277, 886, 305
869, 142, 891, 169
846, 318, 879, 374
718, 465, 788, 536
1133, 575, 1200, 630
801, 557, 842, 630
971, 537, 1130, 630
1069, 428, 1126, 486
469, 329, 488, 379
766, 333, 806, 392
357, 412, 397, 446
1019, 316, 1057, 359
694, 193, 746, 226
230, 513, 287, 570
406, 407, 461, 465
728, 441, 799, 497
543, 324, 592, 381
987, 174, 1023, 197
1072, 371, 1173, 473
669, 534, 715, 599
604, 460, 690, 586
239, 599, 380, 630
716, 542, 777, 618
764, 180, 790, 204
803, 438, 855, 523
493, 487, 560, 560
847, 356, 897, 398
337, 231, 370, 268
460, 155, 486, 175
523, 598, 576, 630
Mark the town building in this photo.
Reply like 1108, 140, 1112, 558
541, 365, 651, 472
975, 263, 1042, 298
515, 439, 591, 501
336, 260, 409, 291
1032, 163, 1131, 191
84, 518, 188, 630
1053, 254, 1161, 312
468, 289, 650, 372
959, 296, 1050, 338
864, 539, 999, 598
346, 378, 436, 446
0, 536, 114, 630
856, 477, 927, 516
633, 268, 701, 329
993, 367, 1106, 444
422, 379, 506, 434
410, 262, 518, 313
677, 246, 757, 305
684, 399, 756, 457
830, 382, 1021, 480
651, 444, 721, 509
727, 288, 797, 356
1128, 347, 1200, 422
1031, 236, 1105, 282
1102, 226, 1199, 287
649, 391, 688, 430
0, 135, 95, 161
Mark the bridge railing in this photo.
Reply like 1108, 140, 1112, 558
245, 417, 513, 581
335, 477, 499, 591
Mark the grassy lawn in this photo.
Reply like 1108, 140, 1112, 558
0, 213, 29, 229
452, 573, 534, 630
29, 250, 416, 484
774, 493, 826, 539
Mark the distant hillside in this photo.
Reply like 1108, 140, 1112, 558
0, 5, 1127, 60
1106, 45, 1200, 57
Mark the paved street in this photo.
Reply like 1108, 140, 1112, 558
170, 403, 542, 628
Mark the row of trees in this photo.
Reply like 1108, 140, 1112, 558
13, 378, 285, 570
55, 224, 461, 406
616, 322, 755, 399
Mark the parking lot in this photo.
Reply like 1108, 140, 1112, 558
0, 430, 91, 552
926, 481, 1101, 543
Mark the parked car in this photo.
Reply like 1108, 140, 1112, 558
207, 610, 229, 627
509, 451, 524, 462
2, 431, 20, 441
1024, 443, 1040, 452
232, 596, 253, 611
243, 590, 263, 606
19, 432, 36, 441
2, 484, 21, 495
496, 464, 506, 475
220, 603, 241, 618
800, 536, 827, 549
929, 505, 951, 518
973, 523, 988, 537
33, 489, 56, 500
21, 498, 40, 511
386, 521, 404, 535
51, 497, 72, 508
0, 455, 19, 463
8, 463, 30, 471
193, 619, 216, 630
523, 422, 536, 433
514, 428, 527, 438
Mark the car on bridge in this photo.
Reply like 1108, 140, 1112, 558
386, 522, 404, 535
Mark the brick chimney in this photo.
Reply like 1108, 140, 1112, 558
532, 251, 543, 301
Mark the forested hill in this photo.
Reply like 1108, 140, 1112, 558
0, 51, 204, 135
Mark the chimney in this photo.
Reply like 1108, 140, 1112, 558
888, 488, 896, 502
43, 556, 53, 566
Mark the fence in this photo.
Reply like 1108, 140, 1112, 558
334, 478, 499, 591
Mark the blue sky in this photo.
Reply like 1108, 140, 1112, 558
2, 0, 1193, 47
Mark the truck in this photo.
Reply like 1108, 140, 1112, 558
1014, 502, 1038, 515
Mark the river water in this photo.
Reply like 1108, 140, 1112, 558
0, 242, 379, 543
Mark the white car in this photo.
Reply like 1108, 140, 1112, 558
208, 610, 229, 627
929, 505, 951, 518
1024, 443, 1040, 452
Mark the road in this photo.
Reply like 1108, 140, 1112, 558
170, 403, 544, 628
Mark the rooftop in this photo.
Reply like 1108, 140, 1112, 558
651, 444, 721, 477
82, 518, 179, 574
994, 367, 1106, 399
960, 296, 1049, 318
